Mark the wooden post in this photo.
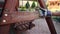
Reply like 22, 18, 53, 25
0, 0, 18, 34
38, 0, 57, 34
45, 17, 57, 34
0, 0, 10, 34
0, 25, 10, 34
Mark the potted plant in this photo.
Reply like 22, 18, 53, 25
25, 1, 30, 11
31, 1, 36, 11
31, 1, 36, 8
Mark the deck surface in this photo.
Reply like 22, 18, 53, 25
20, 18, 51, 34
19, 18, 60, 34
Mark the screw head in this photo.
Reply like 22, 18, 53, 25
3, 20, 6, 22
5, 14, 8, 16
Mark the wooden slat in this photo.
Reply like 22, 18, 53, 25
0, 11, 39, 25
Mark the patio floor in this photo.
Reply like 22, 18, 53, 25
19, 18, 60, 34
20, 18, 51, 34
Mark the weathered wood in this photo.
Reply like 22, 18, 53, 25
0, 0, 11, 34
45, 17, 57, 34
0, 25, 10, 34
0, 0, 17, 34
15, 21, 35, 32
0, 11, 39, 25
38, 0, 57, 34
0, 0, 39, 34
0, 0, 39, 25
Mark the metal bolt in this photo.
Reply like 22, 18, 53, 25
5, 14, 8, 16
3, 20, 6, 22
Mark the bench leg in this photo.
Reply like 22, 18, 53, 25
45, 17, 57, 34
0, 25, 10, 34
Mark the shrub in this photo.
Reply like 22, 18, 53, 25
53, 16, 60, 22
31, 1, 36, 8
25, 1, 30, 9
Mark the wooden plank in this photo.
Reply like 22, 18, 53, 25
0, 25, 10, 34
38, 0, 57, 34
0, 0, 39, 25
45, 17, 57, 34
0, 0, 11, 34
